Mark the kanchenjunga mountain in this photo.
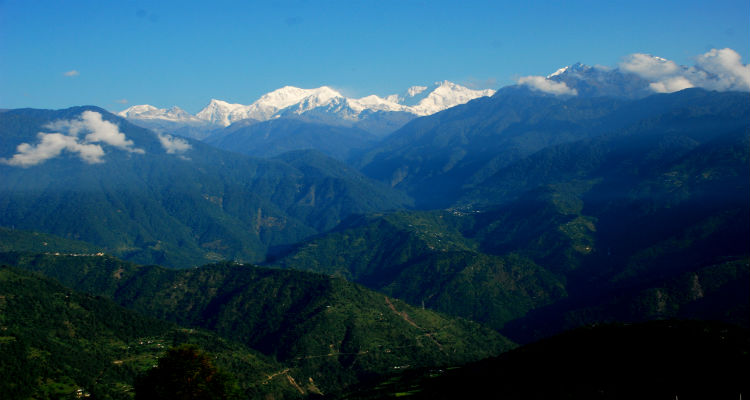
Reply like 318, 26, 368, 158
119, 82, 495, 162
119, 81, 495, 140
0, 250, 512, 398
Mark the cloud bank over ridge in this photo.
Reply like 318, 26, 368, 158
157, 133, 191, 155
2, 111, 144, 167
620, 48, 750, 93
517, 76, 578, 95
518, 48, 750, 96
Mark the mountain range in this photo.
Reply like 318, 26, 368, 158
277, 88, 749, 340
116, 64, 713, 163
119, 81, 495, 139
1, 59, 749, 399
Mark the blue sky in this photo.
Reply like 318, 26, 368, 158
1, 0, 747, 113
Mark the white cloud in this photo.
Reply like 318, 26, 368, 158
157, 133, 191, 154
619, 48, 750, 93
63, 70, 80, 77
694, 48, 750, 91
517, 76, 578, 96
82, 111, 143, 152
619, 54, 681, 80
649, 76, 694, 93
2, 132, 105, 167
1, 111, 143, 167
44, 111, 144, 154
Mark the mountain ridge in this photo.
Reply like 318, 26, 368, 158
1, 251, 514, 395
118, 81, 496, 134
0, 107, 411, 267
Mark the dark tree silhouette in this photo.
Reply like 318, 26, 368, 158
135, 344, 240, 400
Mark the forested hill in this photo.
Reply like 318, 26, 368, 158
0, 107, 410, 267
0, 265, 299, 400
358, 88, 749, 209
2, 251, 513, 396
275, 88, 749, 341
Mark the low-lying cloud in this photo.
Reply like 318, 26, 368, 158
1, 111, 143, 167
695, 48, 750, 91
620, 48, 750, 93
517, 76, 578, 96
45, 111, 143, 152
3, 133, 106, 167
157, 133, 191, 154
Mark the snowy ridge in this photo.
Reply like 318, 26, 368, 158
251, 86, 344, 119
194, 99, 250, 126
409, 81, 495, 115
546, 66, 570, 79
119, 105, 201, 123
120, 81, 496, 127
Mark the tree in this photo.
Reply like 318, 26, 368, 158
135, 344, 240, 400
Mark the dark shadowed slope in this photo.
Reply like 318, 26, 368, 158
341, 320, 750, 400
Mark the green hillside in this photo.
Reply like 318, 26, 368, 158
276, 89, 749, 339
0, 107, 410, 268
272, 211, 567, 330
3, 252, 513, 396
0, 227, 103, 254
273, 169, 747, 338
0, 266, 299, 400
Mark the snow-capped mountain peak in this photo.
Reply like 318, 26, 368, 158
255, 86, 343, 111
194, 86, 348, 125
547, 66, 570, 78
195, 99, 249, 126
384, 81, 495, 114
119, 104, 199, 122
118, 104, 159, 118
409, 81, 495, 116
347, 95, 409, 114
281, 87, 347, 115
120, 81, 497, 130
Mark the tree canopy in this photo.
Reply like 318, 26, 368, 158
135, 345, 240, 400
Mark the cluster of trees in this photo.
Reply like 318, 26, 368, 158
135, 345, 239, 400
